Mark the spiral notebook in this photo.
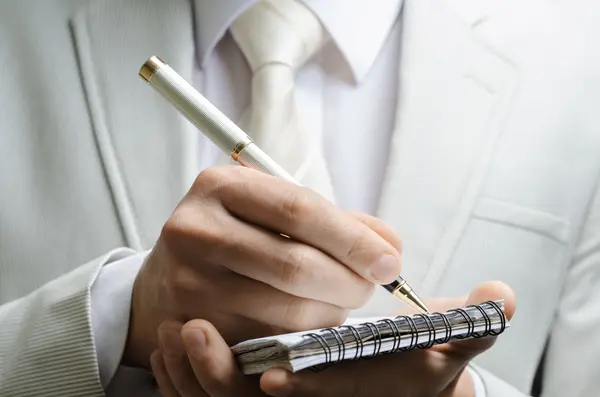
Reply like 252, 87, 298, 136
231, 300, 508, 374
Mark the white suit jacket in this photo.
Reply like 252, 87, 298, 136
1, 0, 600, 396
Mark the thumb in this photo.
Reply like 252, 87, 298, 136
444, 281, 516, 361
180, 320, 262, 397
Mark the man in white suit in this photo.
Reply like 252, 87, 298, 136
1, 0, 599, 396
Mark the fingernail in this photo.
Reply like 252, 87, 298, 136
370, 254, 401, 283
182, 327, 206, 359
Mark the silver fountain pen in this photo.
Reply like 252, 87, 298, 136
139, 55, 430, 314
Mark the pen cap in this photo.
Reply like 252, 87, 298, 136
139, 56, 295, 182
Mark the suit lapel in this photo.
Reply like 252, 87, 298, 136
71, 0, 197, 250
375, 0, 518, 304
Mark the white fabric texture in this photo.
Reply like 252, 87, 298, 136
3, 1, 600, 396
468, 365, 487, 397
90, 251, 146, 388
90, 1, 490, 395
0, 248, 135, 396
229, 0, 335, 201
195, 0, 402, 215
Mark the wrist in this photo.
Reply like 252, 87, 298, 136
122, 259, 154, 370
122, 246, 173, 370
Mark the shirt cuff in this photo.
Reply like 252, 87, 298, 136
467, 365, 487, 397
90, 250, 149, 389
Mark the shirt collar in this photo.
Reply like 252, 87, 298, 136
193, 0, 403, 84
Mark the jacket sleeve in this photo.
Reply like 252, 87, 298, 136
0, 248, 135, 397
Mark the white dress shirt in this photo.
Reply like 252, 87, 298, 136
91, 1, 485, 395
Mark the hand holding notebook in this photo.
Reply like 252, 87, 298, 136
151, 281, 515, 397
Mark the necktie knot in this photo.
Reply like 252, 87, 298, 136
227, 0, 336, 202
230, 0, 326, 72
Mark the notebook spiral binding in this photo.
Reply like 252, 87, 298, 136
304, 300, 505, 370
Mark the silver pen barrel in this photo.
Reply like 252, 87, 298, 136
139, 56, 295, 183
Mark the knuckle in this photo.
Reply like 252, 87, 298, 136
279, 246, 309, 287
162, 204, 225, 249
343, 231, 365, 262
283, 299, 314, 331
193, 166, 224, 191
160, 211, 187, 247
192, 165, 239, 196
278, 186, 314, 228
193, 165, 257, 207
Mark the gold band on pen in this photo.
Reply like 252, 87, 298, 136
231, 138, 253, 161
139, 56, 165, 82
392, 279, 409, 297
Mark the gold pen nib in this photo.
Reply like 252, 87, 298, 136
394, 287, 430, 314
384, 278, 430, 314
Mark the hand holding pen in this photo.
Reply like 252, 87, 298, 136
139, 56, 429, 314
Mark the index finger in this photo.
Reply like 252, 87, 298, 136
202, 166, 402, 284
